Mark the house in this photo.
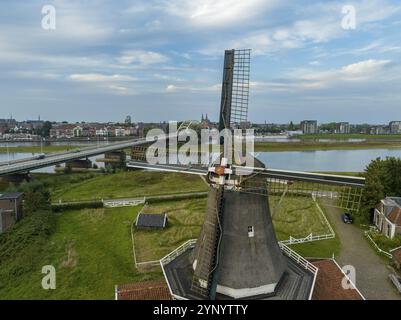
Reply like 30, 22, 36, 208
336, 122, 350, 134
311, 259, 364, 300
300, 120, 318, 134
390, 121, 401, 134
135, 212, 168, 229
50, 124, 76, 139
0, 192, 23, 233
374, 197, 401, 238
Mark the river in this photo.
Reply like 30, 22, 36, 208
0, 143, 400, 173
256, 149, 401, 172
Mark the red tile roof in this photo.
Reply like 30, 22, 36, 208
116, 280, 171, 300
388, 207, 401, 226
310, 259, 364, 300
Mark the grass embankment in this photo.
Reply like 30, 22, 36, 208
0, 206, 162, 300
0, 193, 340, 299
28, 171, 208, 202
0, 145, 80, 154
254, 140, 401, 152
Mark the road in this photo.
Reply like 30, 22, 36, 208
323, 203, 400, 300
0, 137, 159, 176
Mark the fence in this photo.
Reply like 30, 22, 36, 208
364, 231, 393, 259
280, 233, 334, 245
160, 239, 197, 266
279, 195, 335, 245
278, 242, 318, 300
131, 217, 161, 269
103, 197, 146, 208
160, 239, 197, 300
389, 274, 401, 293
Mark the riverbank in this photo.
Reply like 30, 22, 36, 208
293, 133, 401, 140
254, 140, 401, 152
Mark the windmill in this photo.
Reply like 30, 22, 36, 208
127, 49, 365, 300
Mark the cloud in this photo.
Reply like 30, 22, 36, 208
68, 73, 138, 95
165, 83, 220, 93
118, 50, 168, 65
160, 0, 282, 27
69, 73, 137, 82
341, 59, 391, 76
251, 59, 396, 92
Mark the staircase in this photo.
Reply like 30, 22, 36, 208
191, 187, 224, 298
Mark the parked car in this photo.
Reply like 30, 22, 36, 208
341, 213, 353, 224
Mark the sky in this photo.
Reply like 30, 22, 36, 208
1, 0, 401, 124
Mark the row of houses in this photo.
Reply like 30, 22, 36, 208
0, 118, 44, 135
300, 121, 351, 134
49, 123, 139, 139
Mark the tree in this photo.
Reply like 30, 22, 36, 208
36, 121, 52, 137
18, 180, 51, 214
361, 157, 401, 221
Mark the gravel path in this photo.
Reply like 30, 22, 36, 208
324, 204, 400, 300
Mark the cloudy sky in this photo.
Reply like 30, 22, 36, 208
1, 0, 401, 123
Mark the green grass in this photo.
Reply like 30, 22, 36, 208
0, 145, 80, 154
32, 171, 208, 202
254, 140, 401, 152
0, 206, 163, 300
288, 238, 340, 258
134, 199, 206, 262
271, 195, 332, 240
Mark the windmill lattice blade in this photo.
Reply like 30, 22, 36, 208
233, 166, 365, 213
230, 49, 251, 128
233, 166, 365, 187
126, 161, 208, 176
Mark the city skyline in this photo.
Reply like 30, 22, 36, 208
1, 1, 401, 123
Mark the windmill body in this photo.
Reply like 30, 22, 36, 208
161, 158, 315, 300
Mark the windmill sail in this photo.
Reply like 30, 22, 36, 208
233, 166, 365, 213
219, 49, 251, 131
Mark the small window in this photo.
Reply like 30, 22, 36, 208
248, 226, 254, 238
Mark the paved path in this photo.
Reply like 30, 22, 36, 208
324, 203, 400, 300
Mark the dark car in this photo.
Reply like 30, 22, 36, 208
341, 213, 353, 224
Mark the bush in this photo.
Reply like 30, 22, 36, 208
64, 166, 72, 174
369, 231, 401, 252
52, 201, 103, 212
0, 211, 56, 287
